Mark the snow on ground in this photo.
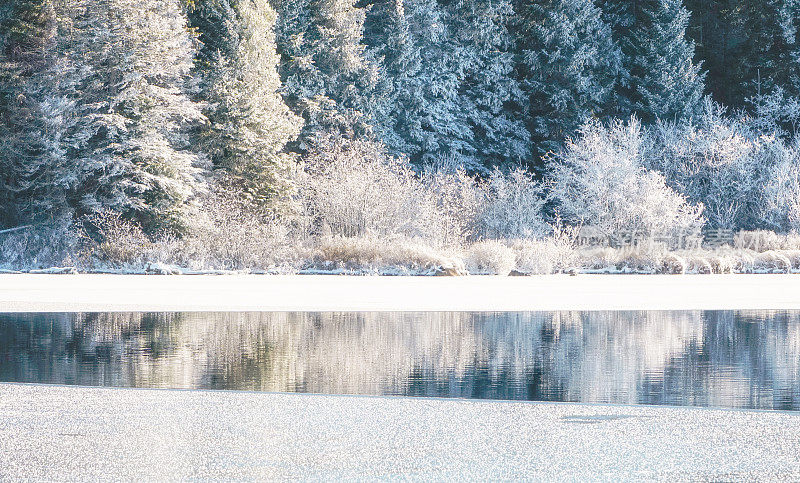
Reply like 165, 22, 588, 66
1, 273, 800, 312
1, 383, 799, 480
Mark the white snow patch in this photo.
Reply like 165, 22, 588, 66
1, 274, 800, 312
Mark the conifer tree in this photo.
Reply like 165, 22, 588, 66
595, 0, 644, 116
517, 0, 623, 157
775, 0, 800, 93
367, 0, 480, 168
441, 0, 530, 169
744, 0, 800, 136
190, 0, 303, 210
270, 0, 377, 151
0, 0, 69, 228
628, 0, 706, 122
60, 0, 207, 233
684, 0, 794, 109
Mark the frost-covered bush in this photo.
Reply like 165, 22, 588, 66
301, 140, 489, 247
762, 139, 800, 232
0, 218, 79, 270
77, 185, 305, 272
464, 240, 516, 275
646, 102, 777, 230
79, 211, 153, 267
508, 226, 576, 275
300, 139, 440, 241
420, 162, 484, 246
734, 230, 800, 252
478, 167, 548, 240
748, 87, 800, 139
548, 118, 705, 237
169, 184, 304, 270
314, 235, 465, 275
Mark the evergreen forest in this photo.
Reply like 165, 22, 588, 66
3, 0, 800, 274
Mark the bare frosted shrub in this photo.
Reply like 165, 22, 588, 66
549, 118, 705, 237
301, 139, 440, 241
762, 139, 800, 232
464, 241, 516, 275
421, 164, 484, 246
313, 235, 465, 275
78, 184, 304, 272
170, 183, 302, 270
734, 230, 800, 252
0, 218, 79, 269
506, 221, 576, 274
748, 87, 800, 139
753, 251, 793, 273
647, 101, 776, 230
79, 211, 152, 267
479, 167, 548, 240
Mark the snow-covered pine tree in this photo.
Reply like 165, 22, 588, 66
365, 0, 474, 168
746, 0, 800, 137
0, 0, 70, 228
685, 0, 799, 110
629, 0, 706, 122
778, 0, 800, 88
597, 0, 638, 34
516, 0, 624, 158
270, 0, 377, 152
189, 0, 303, 211
362, 0, 418, 160
60, 0, 207, 233
595, 0, 643, 116
441, 0, 530, 169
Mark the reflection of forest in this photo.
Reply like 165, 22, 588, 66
0, 311, 798, 409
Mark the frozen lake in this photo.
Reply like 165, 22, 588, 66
2, 310, 799, 410
3, 383, 800, 481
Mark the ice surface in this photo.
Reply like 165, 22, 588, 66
1, 383, 799, 480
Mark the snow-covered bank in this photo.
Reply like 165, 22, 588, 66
1, 383, 799, 480
2, 274, 800, 312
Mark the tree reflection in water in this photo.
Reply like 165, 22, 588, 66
0, 311, 798, 410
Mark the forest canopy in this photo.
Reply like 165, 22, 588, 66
3, 0, 800, 273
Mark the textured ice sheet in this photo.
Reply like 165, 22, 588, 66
3, 273, 800, 312
1, 383, 799, 480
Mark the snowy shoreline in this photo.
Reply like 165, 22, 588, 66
2, 273, 800, 312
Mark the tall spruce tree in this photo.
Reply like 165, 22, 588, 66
744, 0, 800, 136
189, 0, 303, 210
628, 0, 706, 122
270, 0, 378, 151
775, 0, 800, 93
441, 0, 530, 169
0, 0, 70, 228
684, 0, 796, 109
365, 0, 474, 168
517, 0, 624, 158
595, 0, 643, 116
59, 0, 207, 233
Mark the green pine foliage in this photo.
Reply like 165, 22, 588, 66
365, 0, 474, 168
517, 0, 624, 158
442, 0, 530, 170
190, 0, 303, 211
59, 0, 208, 233
0, 0, 69, 228
270, 0, 378, 152
629, 0, 706, 122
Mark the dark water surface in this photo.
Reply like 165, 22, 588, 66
1, 311, 799, 410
